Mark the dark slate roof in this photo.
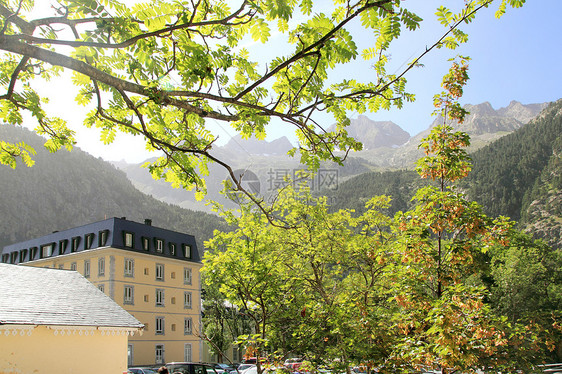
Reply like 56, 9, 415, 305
0, 263, 143, 328
1, 216, 200, 264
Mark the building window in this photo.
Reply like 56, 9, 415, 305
171, 297, 176, 305
58, 264, 63, 269
184, 268, 192, 285
144, 267, 149, 276
99, 230, 109, 247
1, 254, 9, 263
155, 264, 164, 281
142, 237, 150, 251
71, 262, 77, 271
156, 289, 165, 307
30, 247, 37, 260
98, 257, 105, 276
184, 343, 192, 362
124, 285, 134, 305
144, 294, 149, 303
41, 243, 54, 258
59, 240, 68, 255
182, 244, 192, 259
184, 317, 192, 335
156, 317, 164, 335
155, 239, 164, 253
171, 324, 176, 332
84, 260, 90, 278
155, 344, 164, 364
71, 236, 80, 252
128, 345, 133, 366
124, 258, 134, 277
184, 291, 192, 309
10, 251, 18, 264
19, 249, 27, 262
98, 284, 105, 293
169, 243, 176, 256
123, 232, 134, 248
85, 233, 95, 249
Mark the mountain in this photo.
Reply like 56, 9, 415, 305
1, 99, 559, 251
222, 135, 293, 156
329, 115, 410, 150
522, 133, 562, 249
325, 99, 562, 249
114, 100, 546, 213
0, 125, 229, 251
378, 101, 548, 168
463, 100, 562, 223
497, 100, 547, 124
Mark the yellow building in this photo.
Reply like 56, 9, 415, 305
1, 217, 202, 366
0, 263, 143, 374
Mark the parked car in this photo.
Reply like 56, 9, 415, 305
127, 367, 158, 374
166, 362, 219, 374
215, 363, 237, 374
240, 365, 281, 374
241, 366, 258, 374
236, 364, 255, 373
284, 358, 303, 372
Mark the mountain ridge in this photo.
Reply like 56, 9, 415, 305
114, 100, 547, 211
0, 125, 228, 251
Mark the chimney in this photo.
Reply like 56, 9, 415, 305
144, 219, 152, 226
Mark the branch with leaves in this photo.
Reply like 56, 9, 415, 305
0, 0, 525, 222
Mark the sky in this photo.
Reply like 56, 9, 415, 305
25, 0, 562, 163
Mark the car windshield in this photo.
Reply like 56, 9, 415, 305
242, 367, 257, 374
167, 365, 190, 374
237, 365, 254, 371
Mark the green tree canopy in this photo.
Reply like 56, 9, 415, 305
202, 57, 560, 374
0, 0, 525, 211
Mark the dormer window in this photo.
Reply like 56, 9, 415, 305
30, 247, 38, 260
41, 243, 54, 258
85, 233, 94, 249
182, 244, 192, 259
98, 230, 109, 247
71, 237, 81, 252
169, 243, 176, 256
19, 249, 27, 262
155, 239, 164, 253
123, 232, 134, 248
59, 240, 68, 255
142, 237, 150, 251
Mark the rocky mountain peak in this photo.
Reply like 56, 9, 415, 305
465, 101, 497, 117
333, 115, 410, 150
497, 100, 548, 124
222, 135, 293, 156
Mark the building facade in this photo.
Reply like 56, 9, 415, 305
1, 217, 203, 366
0, 263, 144, 374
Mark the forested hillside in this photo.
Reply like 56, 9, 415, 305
519, 106, 562, 249
326, 170, 420, 215
0, 125, 228, 251
2, 99, 560, 251
326, 100, 562, 249
464, 100, 562, 222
